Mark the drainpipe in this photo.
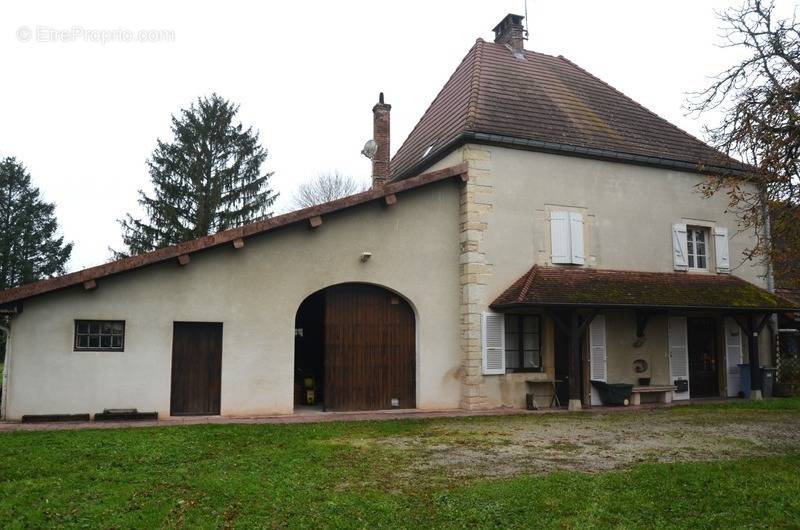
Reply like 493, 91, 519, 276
761, 196, 781, 375
0, 325, 9, 421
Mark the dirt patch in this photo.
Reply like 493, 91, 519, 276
349, 408, 800, 480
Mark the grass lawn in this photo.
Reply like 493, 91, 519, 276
1, 400, 800, 528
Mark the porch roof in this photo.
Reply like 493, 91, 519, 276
491, 266, 800, 312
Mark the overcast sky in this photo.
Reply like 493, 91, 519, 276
1, 0, 783, 271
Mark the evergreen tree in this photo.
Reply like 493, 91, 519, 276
118, 94, 278, 256
0, 157, 73, 289
0, 157, 73, 362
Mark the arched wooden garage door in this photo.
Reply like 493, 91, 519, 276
324, 284, 416, 411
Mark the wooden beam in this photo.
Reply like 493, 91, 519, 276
233, 238, 245, 249
177, 254, 191, 266
577, 309, 599, 335
309, 216, 322, 228
635, 311, 651, 338
83, 279, 97, 291
568, 310, 582, 410
383, 193, 397, 206
755, 312, 772, 334
544, 309, 568, 335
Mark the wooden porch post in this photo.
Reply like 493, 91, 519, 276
568, 310, 582, 411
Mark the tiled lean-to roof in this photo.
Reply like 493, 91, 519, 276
491, 266, 799, 311
391, 39, 743, 180
0, 164, 469, 308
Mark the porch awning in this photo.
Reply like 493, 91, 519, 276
491, 266, 800, 312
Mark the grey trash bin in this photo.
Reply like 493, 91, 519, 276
762, 367, 777, 398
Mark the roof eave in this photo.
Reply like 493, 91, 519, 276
490, 301, 798, 313
392, 132, 746, 182
0, 163, 470, 306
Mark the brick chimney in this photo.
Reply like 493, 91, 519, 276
493, 14, 526, 53
372, 92, 391, 187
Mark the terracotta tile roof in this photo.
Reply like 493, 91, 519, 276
391, 39, 743, 180
491, 266, 799, 311
0, 163, 469, 308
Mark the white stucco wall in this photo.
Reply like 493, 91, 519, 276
432, 144, 769, 407
3, 180, 462, 420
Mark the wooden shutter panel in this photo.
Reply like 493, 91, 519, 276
668, 316, 690, 400
725, 318, 743, 397
589, 315, 607, 406
714, 227, 731, 273
550, 211, 570, 264
482, 312, 505, 375
672, 223, 688, 271
569, 212, 585, 265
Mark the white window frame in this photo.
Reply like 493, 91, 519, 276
686, 226, 710, 272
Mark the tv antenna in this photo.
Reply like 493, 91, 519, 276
524, 0, 530, 41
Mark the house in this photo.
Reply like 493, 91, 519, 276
1, 14, 796, 421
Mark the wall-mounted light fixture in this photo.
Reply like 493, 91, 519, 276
360, 252, 372, 263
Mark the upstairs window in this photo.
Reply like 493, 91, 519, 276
504, 314, 542, 372
550, 211, 585, 265
74, 320, 125, 351
686, 227, 708, 270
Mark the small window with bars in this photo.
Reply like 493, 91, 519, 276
504, 314, 542, 372
74, 320, 125, 351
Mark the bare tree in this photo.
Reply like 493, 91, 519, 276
292, 172, 368, 209
687, 0, 800, 283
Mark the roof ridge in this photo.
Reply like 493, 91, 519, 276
466, 38, 484, 130
517, 265, 538, 303
554, 54, 736, 165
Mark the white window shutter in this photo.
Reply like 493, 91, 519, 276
482, 312, 505, 375
672, 223, 688, 271
668, 316, 690, 400
724, 317, 743, 397
714, 227, 731, 273
569, 212, 585, 265
589, 315, 607, 406
550, 211, 571, 264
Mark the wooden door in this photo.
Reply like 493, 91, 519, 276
324, 284, 415, 411
170, 322, 223, 415
687, 318, 719, 398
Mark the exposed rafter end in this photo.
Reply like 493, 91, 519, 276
177, 254, 191, 266
233, 238, 245, 249
83, 279, 97, 291
309, 216, 323, 229
383, 194, 397, 206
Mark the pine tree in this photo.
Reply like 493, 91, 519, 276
0, 157, 73, 362
118, 94, 278, 256
0, 157, 73, 290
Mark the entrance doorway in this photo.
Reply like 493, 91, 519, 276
687, 318, 719, 398
294, 283, 416, 412
170, 322, 223, 416
553, 313, 577, 407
